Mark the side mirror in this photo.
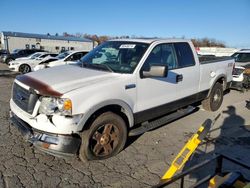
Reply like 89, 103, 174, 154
142, 65, 168, 78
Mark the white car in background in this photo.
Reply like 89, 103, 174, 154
9, 52, 58, 74
231, 65, 250, 90
231, 50, 250, 67
34, 50, 88, 71
13, 52, 44, 61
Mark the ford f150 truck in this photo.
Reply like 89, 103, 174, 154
9, 39, 234, 161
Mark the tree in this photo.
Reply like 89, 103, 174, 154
191, 38, 225, 47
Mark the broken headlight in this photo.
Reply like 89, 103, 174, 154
39, 97, 72, 115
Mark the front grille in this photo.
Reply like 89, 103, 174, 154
12, 82, 38, 114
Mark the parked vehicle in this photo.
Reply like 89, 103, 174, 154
0, 49, 46, 64
231, 65, 250, 90
10, 51, 44, 62
10, 39, 234, 161
231, 50, 250, 67
8, 52, 58, 74
33, 50, 88, 71
0, 49, 9, 63
0, 49, 9, 56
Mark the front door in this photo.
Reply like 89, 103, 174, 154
136, 43, 178, 123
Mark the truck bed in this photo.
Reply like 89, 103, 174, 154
199, 55, 233, 64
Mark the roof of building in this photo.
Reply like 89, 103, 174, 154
2, 31, 92, 43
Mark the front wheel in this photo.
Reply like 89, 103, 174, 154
19, 64, 31, 74
202, 82, 223, 111
79, 112, 127, 161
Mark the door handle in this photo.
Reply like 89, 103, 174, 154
176, 74, 183, 83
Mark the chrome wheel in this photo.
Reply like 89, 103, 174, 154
212, 88, 222, 109
90, 123, 119, 157
19, 64, 31, 74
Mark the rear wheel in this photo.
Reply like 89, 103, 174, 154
79, 112, 127, 161
19, 64, 31, 74
202, 82, 223, 111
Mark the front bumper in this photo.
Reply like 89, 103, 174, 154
8, 64, 19, 72
10, 111, 81, 157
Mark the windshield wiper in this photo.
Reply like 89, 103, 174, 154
82, 62, 114, 72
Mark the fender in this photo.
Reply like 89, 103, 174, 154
76, 99, 134, 131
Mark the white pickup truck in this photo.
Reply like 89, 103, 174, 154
10, 39, 234, 161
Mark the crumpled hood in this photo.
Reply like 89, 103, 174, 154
16, 65, 120, 96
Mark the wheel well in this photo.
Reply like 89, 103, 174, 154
82, 105, 130, 131
207, 77, 226, 97
216, 77, 226, 90
6, 58, 14, 63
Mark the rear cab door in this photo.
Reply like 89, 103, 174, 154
172, 42, 200, 101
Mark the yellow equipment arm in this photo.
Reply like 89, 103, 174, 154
161, 119, 212, 181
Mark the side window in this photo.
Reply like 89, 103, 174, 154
76, 52, 84, 60
67, 53, 80, 61
26, 50, 34, 55
18, 50, 25, 55
71, 53, 82, 61
142, 43, 177, 71
174, 43, 195, 68
237, 53, 250, 62
40, 54, 47, 58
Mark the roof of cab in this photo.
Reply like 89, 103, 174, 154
109, 38, 191, 44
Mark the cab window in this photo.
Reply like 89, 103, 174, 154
142, 43, 177, 71
174, 43, 195, 68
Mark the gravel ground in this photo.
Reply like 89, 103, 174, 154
0, 63, 250, 188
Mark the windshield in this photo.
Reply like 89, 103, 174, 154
56, 51, 70, 59
79, 41, 149, 73
29, 52, 43, 59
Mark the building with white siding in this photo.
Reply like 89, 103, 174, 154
0, 31, 94, 53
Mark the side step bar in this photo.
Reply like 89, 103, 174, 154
129, 106, 195, 136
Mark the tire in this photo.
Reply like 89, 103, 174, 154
79, 112, 127, 161
5, 58, 13, 64
19, 64, 31, 74
202, 82, 223, 112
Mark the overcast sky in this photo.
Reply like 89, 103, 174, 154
1, 0, 250, 48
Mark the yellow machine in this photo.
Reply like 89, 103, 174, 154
161, 119, 212, 181
154, 115, 250, 188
